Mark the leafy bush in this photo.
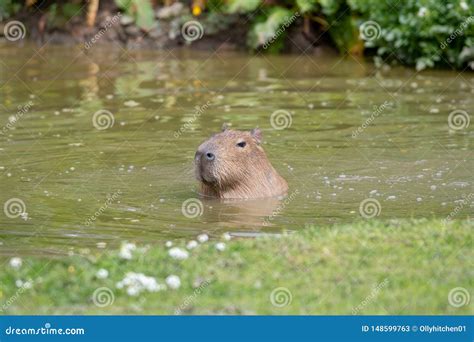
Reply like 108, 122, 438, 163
222, 0, 473, 69
226, 0, 354, 52
0, 0, 21, 20
349, 0, 474, 70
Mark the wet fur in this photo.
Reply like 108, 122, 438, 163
195, 129, 288, 199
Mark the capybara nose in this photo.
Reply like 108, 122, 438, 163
205, 152, 215, 161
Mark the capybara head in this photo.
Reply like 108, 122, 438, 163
194, 126, 288, 199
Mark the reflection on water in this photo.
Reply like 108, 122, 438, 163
0, 43, 472, 257
201, 197, 286, 228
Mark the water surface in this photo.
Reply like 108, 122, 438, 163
0, 43, 472, 257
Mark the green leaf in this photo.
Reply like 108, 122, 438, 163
62, 3, 82, 20
115, 0, 132, 11
249, 7, 295, 50
296, 0, 318, 13
114, 0, 155, 30
226, 0, 261, 14
319, 0, 344, 16
134, 0, 155, 30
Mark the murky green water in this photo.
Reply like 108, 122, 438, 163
0, 43, 472, 257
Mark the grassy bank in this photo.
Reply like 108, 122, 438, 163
1, 219, 472, 315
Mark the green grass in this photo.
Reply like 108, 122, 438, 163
1, 219, 472, 315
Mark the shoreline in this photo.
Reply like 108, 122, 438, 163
1, 218, 472, 315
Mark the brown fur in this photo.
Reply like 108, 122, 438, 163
194, 127, 288, 199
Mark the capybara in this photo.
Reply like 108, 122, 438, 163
194, 126, 288, 199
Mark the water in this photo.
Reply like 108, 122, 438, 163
0, 43, 472, 257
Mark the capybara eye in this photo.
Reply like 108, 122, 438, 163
237, 141, 246, 148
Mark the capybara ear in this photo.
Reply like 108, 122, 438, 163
221, 123, 230, 132
251, 128, 262, 144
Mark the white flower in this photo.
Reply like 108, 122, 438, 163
117, 272, 165, 295
127, 286, 140, 296
119, 250, 132, 259
417, 7, 428, 17
460, 1, 469, 10
147, 282, 166, 292
165, 241, 173, 248
215, 242, 226, 251
9, 257, 22, 269
186, 240, 198, 249
197, 234, 209, 243
166, 275, 181, 289
222, 233, 232, 241
15, 279, 33, 290
96, 269, 109, 279
168, 247, 189, 260
119, 242, 136, 260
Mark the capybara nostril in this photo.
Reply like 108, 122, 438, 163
206, 152, 215, 161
